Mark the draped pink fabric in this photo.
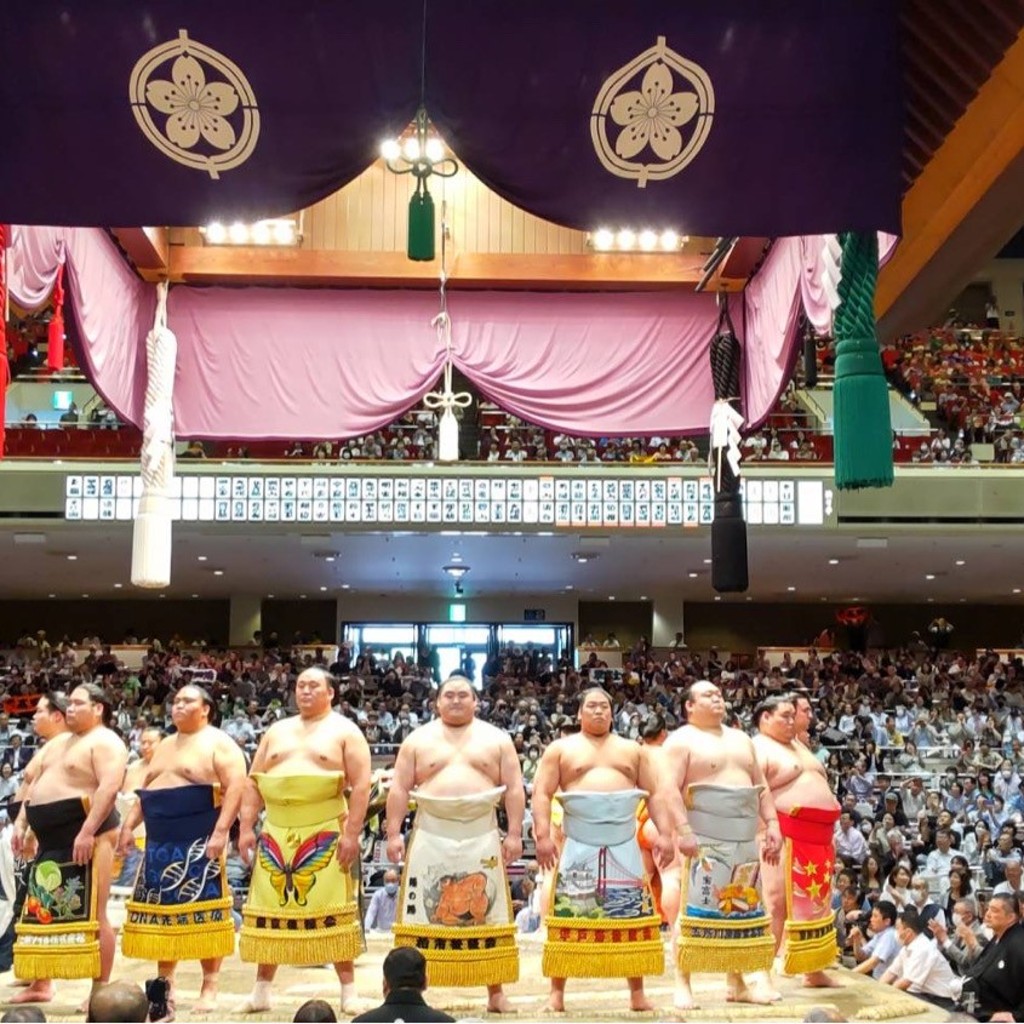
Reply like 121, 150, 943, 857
7, 225, 839, 440
7, 227, 154, 423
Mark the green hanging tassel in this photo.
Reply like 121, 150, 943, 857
832, 231, 894, 490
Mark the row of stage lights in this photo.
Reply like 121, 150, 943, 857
589, 228, 688, 252
200, 218, 301, 247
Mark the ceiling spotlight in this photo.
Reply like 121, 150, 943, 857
319, 585, 328, 592
341, 584, 351, 590
714, 595, 722, 602
191, 593, 199, 598
608, 595, 616, 601
787, 586, 797, 592
638, 229, 658, 251
925, 574, 935, 580
616, 228, 636, 250
47, 593, 56, 598
565, 585, 574, 591
688, 572, 698, 579
1015, 588, 1021, 595
213, 569, 224, 576
955, 559, 965, 566
380, 138, 401, 161
197, 555, 208, 562
442, 563, 470, 580
66, 554, 78, 561
113, 583, 123, 589
593, 228, 614, 251
205, 221, 227, 244
228, 221, 248, 244
660, 230, 680, 251
640, 595, 648, 600
703, 558, 712, 565
828, 558, 840, 566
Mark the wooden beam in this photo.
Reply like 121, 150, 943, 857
168, 245, 708, 290
877, 29, 1024, 321
110, 227, 169, 281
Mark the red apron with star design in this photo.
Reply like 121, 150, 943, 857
779, 806, 839, 974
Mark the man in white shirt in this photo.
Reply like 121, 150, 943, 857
881, 908, 956, 1011
835, 811, 868, 866
993, 855, 1023, 896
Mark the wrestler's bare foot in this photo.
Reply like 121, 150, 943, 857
629, 994, 655, 1012
803, 969, 841, 988
8, 981, 54, 1004
726, 971, 782, 1004
235, 991, 272, 1014
487, 991, 514, 1013
673, 976, 698, 1011
543, 993, 565, 1012
341, 996, 375, 1015
193, 987, 218, 1013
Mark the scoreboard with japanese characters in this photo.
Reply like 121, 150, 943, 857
63, 473, 829, 528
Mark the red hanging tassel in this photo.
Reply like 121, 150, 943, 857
47, 263, 65, 372
0, 223, 8, 459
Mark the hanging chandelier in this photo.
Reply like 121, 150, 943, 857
381, 106, 459, 261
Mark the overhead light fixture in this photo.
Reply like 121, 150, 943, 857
608, 595, 616, 601
381, 107, 458, 261
201, 217, 301, 247
787, 586, 797, 592
828, 558, 840, 565
341, 584, 351, 590
442, 563, 470, 581
191, 593, 199, 598
703, 558, 712, 565
688, 572, 698, 579
66, 554, 78, 561
955, 559, 965, 566
319, 585, 328, 592
570, 552, 597, 564
587, 228, 687, 252
113, 583, 123, 589
640, 595, 648, 601
925, 574, 935, 580
213, 569, 224, 576
197, 555, 208, 562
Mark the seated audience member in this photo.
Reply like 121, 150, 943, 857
850, 900, 902, 979
294, 1000, 338, 1023
86, 982, 149, 1023
351, 947, 455, 1023
929, 897, 988, 972
880, 908, 957, 1011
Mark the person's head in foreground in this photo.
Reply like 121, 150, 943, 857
293, 999, 338, 1023
86, 981, 149, 1023
383, 946, 429, 996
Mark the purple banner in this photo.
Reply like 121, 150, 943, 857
0, 1, 902, 235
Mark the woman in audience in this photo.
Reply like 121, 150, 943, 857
893, 740, 926, 772
884, 864, 913, 910
945, 866, 973, 924
860, 855, 885, 902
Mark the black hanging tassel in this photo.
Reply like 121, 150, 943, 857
709, 296, 749, 593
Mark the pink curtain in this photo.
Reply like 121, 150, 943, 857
9, 225, 821, 440
7, 226, 154, 423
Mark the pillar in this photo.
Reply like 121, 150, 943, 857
651, 595, 684, 646
229, 594, 262, 646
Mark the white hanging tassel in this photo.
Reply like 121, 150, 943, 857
423, 305, 471, 462
820, 233, 844, 314
131, 281, 177, 588
708, 399, 744, 490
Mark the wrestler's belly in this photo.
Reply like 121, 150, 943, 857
563, 767, 638, 792
30, 772, 95, 806
770, 775, 838, 815
416, 764, 499, 797
688, 766, 760, 789
262, 758, 344, 776
145, 769, 218, 790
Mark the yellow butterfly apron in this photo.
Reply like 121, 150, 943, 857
240, 772, 360, 965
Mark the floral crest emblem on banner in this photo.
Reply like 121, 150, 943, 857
591, 36, 714, 188
129, 30, 260, 179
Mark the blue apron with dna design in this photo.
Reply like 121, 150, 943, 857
121, 784, 234, 961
